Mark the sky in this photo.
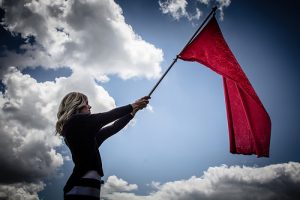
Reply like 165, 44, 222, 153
0, 0, 300, 199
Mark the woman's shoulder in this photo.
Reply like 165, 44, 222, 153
63, 113, 90, 130
69, 113, 90, 121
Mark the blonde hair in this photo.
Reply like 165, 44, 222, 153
56, 92, 88, 136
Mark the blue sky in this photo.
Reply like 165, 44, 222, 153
0, 0, 300, 199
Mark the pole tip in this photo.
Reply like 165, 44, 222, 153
212, 6, 218, 12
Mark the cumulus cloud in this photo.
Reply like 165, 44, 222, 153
0, 66, 121, 198
0, 69, 61, 184
0, 0, 163, 80
158, 0, 231, 22
198, 0, 231, 20
101, 162, 300, 200
102, 175, 138, 194
0, 65, 120, 180
0, 182, 44, 200
159, 0, 202, 21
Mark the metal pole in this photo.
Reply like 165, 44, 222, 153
148, 6, 217, 97
148, 56, 179, 97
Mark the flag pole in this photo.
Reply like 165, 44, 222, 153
148, 6, 218, 97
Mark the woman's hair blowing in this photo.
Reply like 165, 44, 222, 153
56, 92, 88, 136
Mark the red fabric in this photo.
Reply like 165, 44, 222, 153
179, 16, 271, 157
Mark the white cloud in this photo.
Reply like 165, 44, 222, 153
197, 0, 231, 20
159, 0, 188, 20
0, 182, 45, 200
214, 0, 231, 20
102, 175, 138, 194
101, 162, 300, 200
64, 155, 71, 161
159, 0, 231, 22
0, 69, 63, 183
0, 66, 121, 198
198, 0, 210, 4
146, 104, 154, 112
0, 0, 163, 80
159, 0, 202, 21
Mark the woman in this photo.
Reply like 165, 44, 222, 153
56, 92, 150, 200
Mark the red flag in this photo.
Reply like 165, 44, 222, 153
179, 16, 271, 157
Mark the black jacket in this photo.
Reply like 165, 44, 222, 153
63, 104, 133, 193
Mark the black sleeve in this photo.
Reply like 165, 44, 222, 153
83, 104, 133, 133
96, 114, 133, 147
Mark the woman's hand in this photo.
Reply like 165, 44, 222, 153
131, 96, 151, 116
